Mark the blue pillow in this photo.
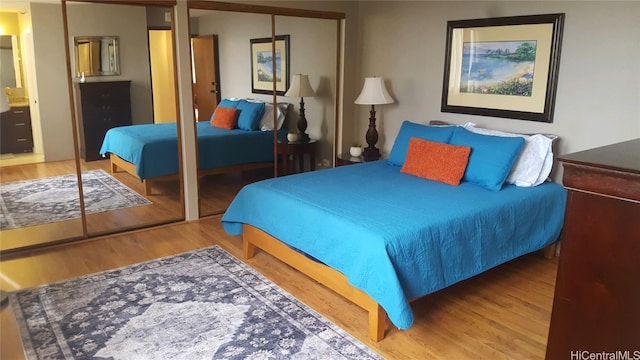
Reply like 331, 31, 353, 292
218, 98, 241, 108
388, 121, 456, 166
449, 126, 525, 191
236, 100, 266, 131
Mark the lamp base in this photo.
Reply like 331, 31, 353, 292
363, 147, 380, 161
297, 132, 310, 143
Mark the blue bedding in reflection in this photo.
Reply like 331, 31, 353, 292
100, 122, 283, 179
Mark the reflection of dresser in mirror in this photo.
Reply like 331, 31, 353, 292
1, 103, 34, 154
1, 34, 34, 155
74, 80, 132, 161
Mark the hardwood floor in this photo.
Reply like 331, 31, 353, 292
0, 158, 272, 252
0, 216, 558, 359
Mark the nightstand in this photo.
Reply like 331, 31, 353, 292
336, 154, 366, 166
277, 139, 317, 175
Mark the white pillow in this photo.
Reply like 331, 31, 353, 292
259, 103, 287, 131
462, 122, 554, 187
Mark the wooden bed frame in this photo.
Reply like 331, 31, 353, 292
109, 153, 273, 195
242, 223, 557, 342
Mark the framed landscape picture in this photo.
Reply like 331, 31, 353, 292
441, 14, 565, 122
250, 35, 290, 96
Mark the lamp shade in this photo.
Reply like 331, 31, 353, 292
354, 77, 395, 105
285, 74, 315, 97
0, 93, 9, 114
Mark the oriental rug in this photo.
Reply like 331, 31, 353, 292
9, 245, 383, 360
0, 170, 151, 230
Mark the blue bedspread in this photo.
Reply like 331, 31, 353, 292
100, 122, 282, 180
221, 160, 567, 330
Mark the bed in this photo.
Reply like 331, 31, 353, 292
100, 99, 290, 194
221, 121, 567, 341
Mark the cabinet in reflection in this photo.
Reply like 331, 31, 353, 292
74, 81, 131, 161
0, 106, 33, 154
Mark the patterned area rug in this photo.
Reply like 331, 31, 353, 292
0, 170, 151, 230
9, 246, 383, 360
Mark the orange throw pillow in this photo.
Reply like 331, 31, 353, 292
211, 106, 239, 129
401, 137, 471, 186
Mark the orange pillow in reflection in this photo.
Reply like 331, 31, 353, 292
210, 106, 239, 129
400, 137, 471, 186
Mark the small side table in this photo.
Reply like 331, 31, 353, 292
336, 154, 366, 166
277, 139, 317, 175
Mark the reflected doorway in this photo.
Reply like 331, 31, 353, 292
149, 29, 177, 124
192, 35, 221, 122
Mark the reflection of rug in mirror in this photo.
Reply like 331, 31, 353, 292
10, 245, 383, 360
0, 169, 151, 230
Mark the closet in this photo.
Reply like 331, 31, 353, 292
187, 2, 345, 218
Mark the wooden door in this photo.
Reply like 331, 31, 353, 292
191, 35, 221, 122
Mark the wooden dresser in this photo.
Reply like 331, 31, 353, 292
74, 81, 132, 161
0, 106, 33, 154
546, 139, 640, 359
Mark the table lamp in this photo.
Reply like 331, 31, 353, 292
285, 74, 315, 142
354, 77, 395, 161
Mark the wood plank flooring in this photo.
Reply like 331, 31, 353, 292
0, 159, 272, 251
0, 216, 558, 359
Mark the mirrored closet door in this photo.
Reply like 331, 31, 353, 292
188, 7, 275, 218
1, 5, 85, 252
65, 1, 185, 237
187, 2, 344, 218
274, 14, 339, 176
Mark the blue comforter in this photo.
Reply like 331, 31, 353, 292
100, 122, 283, 179
221, 160, 567, 330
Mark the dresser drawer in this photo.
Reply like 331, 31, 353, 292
0, 106, 33, 154
562, 162, 640, 201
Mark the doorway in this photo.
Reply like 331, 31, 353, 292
148, 29, 177, 124
191, 35, 221, 122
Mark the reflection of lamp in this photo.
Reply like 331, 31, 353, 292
354, 77, 395, 161
285, 74, 315, 143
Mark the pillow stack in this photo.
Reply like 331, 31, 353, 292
210, 99, 266, 131
462, 122, 555, 187
390, 120, 538, 190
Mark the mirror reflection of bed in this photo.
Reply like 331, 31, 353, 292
0, 2, 186, 252
191, 8, 339, 217
0, 1, 343, 253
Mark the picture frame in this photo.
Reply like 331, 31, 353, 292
441, 13, 565, 123
250, 35, 290, 96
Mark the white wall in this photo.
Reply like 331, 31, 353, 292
30, 3, 74, 162
29, 2, 154, 161
354, 1, 640, 177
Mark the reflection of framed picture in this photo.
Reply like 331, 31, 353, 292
441, 14, 564, 122
250, 35, 290, 95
